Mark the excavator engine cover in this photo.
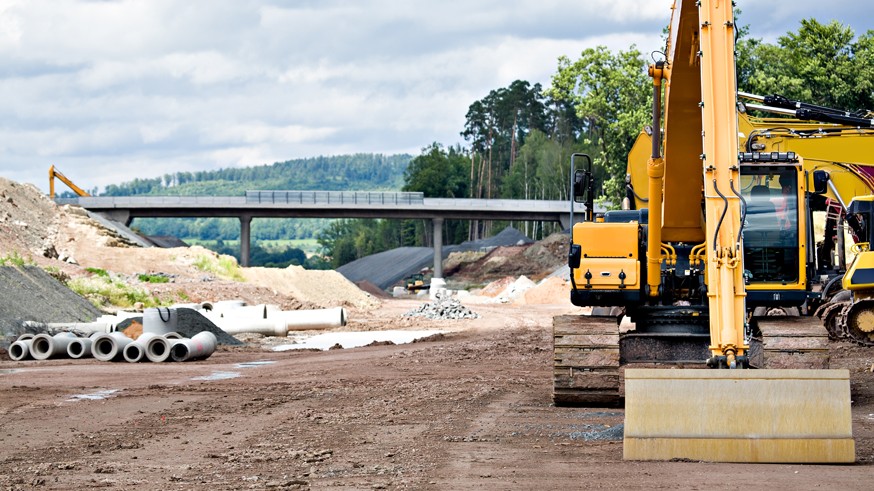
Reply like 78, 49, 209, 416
623, 368, 855, 463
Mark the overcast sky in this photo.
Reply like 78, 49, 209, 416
2, 1, 873, 194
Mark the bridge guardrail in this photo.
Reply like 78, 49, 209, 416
245, 190, 425, 205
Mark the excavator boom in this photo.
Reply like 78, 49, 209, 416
48, 165, 91, 199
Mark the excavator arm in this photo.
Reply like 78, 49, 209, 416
49, 165, 91, 199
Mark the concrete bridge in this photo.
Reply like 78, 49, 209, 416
59, 191, 591, 273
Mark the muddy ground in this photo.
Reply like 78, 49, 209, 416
2, 299, 873, 490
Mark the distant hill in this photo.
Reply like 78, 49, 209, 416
101, 153, 412, 196
100, 153, 413, 244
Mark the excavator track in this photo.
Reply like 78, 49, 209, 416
752, 315, 830, 369
814, 301, 851, 340
838, 299, 874, 346
552, 314, 621, 407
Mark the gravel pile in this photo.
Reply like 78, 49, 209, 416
403, 293, 479, 320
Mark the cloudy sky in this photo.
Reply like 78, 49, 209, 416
2, 0, 872, 194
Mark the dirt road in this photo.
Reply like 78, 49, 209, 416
1, 300, 873, 490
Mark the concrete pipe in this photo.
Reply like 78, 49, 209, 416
163, 332, 183, 340
46, 322, 113, 334
16, 333, 36, 341
209, 317, 288, 337
67, 337, 93, 359
92, 332, 134, 362
9, 339, 33, 361
122, 332, 159, 363
274, 307, 347, 331
170, 331, 217, 362
143, 307, 178, 335
145, 334, 172, 363
30, 332, 77, 360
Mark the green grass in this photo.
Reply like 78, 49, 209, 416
86, 267, 109, 277
192, 253, 246, 282
67, 276, 167, 309
0, 251, 31, 267
137, 273, 170, 283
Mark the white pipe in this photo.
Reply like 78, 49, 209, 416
170, 331, 217, 362
30, 332, 77, 360
122, 341, 145, 362
46, 322, 113, 334
163, 332, 183, 340
207, 316, 288, 337
273, 307, 347, 331
67, 337, 93, 359
9, 339, 33, 361
92, 332, 133, 362
145, 334, 172, 362
16, 333, 36, 341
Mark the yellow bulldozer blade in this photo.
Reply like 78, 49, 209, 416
623, 368, 855, 463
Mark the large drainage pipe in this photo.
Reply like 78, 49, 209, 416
67, 336, 94, 359
209, 318, 289, 337
170, 331, 217, 362
46, 322, 113, 335
122, 332, 157, 363
274, 307, 347, 331
145, 334, 172, 362
9, 338, 34, 361
30, 332, 77, 360
92, 332, 133, 362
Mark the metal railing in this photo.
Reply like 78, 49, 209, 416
245, 190, 425, 205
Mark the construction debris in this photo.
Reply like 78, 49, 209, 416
403, 292, 479, 320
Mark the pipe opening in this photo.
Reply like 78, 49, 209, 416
95, 339, 115, 356
170, 344, 189, 361
10, 343, 25, 359
68, 342, 83, 357
32, 338, 50, 355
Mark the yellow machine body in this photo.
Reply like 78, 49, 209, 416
572, 222, 640, 291
616, 0, 855, 462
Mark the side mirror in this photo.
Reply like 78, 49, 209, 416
812, 170, 829, 195
568, 244, 582, 269
573, 170, 588, 204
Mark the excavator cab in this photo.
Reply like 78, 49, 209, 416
740, 161, 807, 307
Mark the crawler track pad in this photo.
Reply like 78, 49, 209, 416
623, 368, 855, 463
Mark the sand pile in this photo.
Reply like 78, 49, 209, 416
0, 178, 61, 259
519, 276, 569, 305
243, 265, 380, 310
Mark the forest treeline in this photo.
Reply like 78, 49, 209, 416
107, 15, 874, 269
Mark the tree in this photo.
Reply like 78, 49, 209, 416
738, 19, 874, 112
547, 47, 650, 206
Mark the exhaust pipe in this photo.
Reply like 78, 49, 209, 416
92, 332, 133, 362
9, 338, 34, 361
30, 332, 77, 360
170, 331, 217, 362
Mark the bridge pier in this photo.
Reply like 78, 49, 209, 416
240, 215, 252, 267
432, 217, 443, 279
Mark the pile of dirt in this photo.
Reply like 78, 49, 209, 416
446, 232, 568, 285
0, 178, 61, 260
243, 266, 379, 310
0, 266, 102, 347
520, 276, 570, 305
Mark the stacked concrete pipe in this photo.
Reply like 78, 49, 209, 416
91, 331, 134, 362
170, 331, 217, 362
8, 333, 36, 361
66, 332, 102, 359
30, 332, 77, 360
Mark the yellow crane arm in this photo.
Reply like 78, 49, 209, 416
49, 165, 91, 199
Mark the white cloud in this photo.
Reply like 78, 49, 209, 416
0, 0, 871, 193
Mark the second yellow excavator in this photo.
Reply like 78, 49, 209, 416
555, 0, 854, 462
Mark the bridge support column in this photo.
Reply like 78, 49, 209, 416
240, 215, 252, 268
432, 217, 443, 279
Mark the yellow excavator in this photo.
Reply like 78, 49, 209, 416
556, 0, 854, 462
48, 165, 90, 199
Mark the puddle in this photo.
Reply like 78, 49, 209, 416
192, 371, 241, 381
235, 361, 276, 368
0, 369, 20, 375
67, 389, 120, 401
273, 330, 443, 351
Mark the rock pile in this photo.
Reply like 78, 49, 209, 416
403, 293, 479, 320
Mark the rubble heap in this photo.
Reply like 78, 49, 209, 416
403, 293, 479, 320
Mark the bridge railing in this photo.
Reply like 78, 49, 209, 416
245, 190, 425, 205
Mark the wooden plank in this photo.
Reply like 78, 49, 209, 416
554, 369, 620, 390
554, 347, 619, 367
554, 334, 620, 347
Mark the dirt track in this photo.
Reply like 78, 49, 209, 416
2, 300, 873, 490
